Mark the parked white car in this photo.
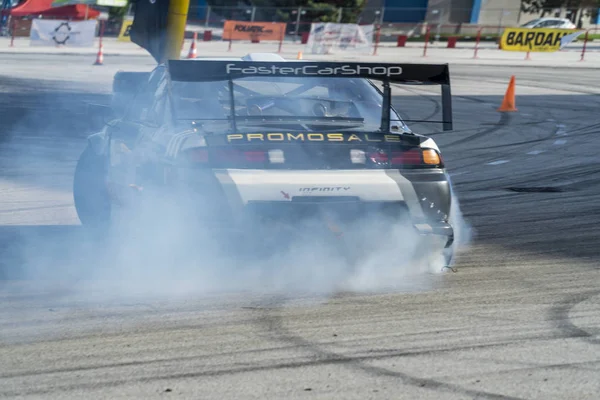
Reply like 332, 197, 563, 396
520, 18, 576, 29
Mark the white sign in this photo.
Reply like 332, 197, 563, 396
306, 23, 374, 55
30, 19, 97, 47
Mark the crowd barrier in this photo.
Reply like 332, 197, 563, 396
6, 17, 598, 63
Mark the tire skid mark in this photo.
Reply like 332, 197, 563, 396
0, 331, 580, 382
251, 301, 526, 400
390, 84, 443, 133
549, 290, 600, 346
1, 328, 578, 398
444, 112, 511, 150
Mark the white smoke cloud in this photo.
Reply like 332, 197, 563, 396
0, 68, 473, 311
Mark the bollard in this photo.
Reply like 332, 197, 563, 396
397, 35, 407, 47
447, 36, 458, 48
301, 31, 309, 44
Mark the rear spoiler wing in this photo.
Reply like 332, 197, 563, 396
167, 60, 453, 132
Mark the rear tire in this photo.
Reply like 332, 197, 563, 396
73, 145, 111, 236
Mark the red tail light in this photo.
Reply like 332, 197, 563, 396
362, 148, 443, 168
367, 150, 389, 164
391, 149, 423, 165
243, 151, 267, 163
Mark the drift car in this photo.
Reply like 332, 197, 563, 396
74, 53, 456, 268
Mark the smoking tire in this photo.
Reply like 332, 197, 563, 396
73, 144, 111, 236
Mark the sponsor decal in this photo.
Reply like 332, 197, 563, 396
500, 28, 583, 52
299, 187, 350, 193
226, 132, 401, 143
280, 190, 290, 200
223, 20, 287, 41
225, 63, 402, 77
52, 22, 71, 45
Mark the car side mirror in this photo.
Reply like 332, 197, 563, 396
87, 103, 114, 130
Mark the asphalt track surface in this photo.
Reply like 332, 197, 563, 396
1, 54, 600, 399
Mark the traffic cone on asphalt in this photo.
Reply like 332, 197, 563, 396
498, 75, 517, 112
94, 43, 104, 66
187, 32, 197, 59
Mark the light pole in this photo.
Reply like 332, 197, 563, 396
293, 7, 306, 42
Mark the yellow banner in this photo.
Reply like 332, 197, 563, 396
500, 28, 582, 52
118, 20, 133, 42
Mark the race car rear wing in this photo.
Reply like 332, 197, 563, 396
167, 60, 453, 132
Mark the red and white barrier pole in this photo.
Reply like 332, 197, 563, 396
94, 20, 105, 65
372, 24, 381, 56
277, 25, 283, 53
580, 30, 589, 62
227, 25, 232, 52
187, 31, 197, 58
473, 27, 481, 59
10, 19, 15, 47
422, 26, 431, 57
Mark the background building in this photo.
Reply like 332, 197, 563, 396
362, 0, 598, 27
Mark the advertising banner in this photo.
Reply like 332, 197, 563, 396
500, 28, 583, 52
118, 19, 133, 42
223, 20, 286, 41
30, 19, 97, 47
305, 23, 374, 55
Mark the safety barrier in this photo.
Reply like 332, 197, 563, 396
5, 17, 597, 65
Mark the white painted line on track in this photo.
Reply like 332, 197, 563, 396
487, 160, 510, 165
527, 150, 546, 155
555, 124, 568, 136
554, 139, 567, 145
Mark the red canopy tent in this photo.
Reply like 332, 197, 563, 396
7, 0, 99, 19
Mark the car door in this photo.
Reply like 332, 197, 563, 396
106, 65, 169, 205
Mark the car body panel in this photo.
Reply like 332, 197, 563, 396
79, 54, 456, 263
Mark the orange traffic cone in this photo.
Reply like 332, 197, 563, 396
187, 32, 197, 59
94, 43, 104, 65
297, 51, 303, 60
498, 75, 517, 112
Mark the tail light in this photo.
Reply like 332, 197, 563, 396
365, 148, 443, 168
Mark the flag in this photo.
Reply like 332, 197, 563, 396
129, 0, 170, 63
